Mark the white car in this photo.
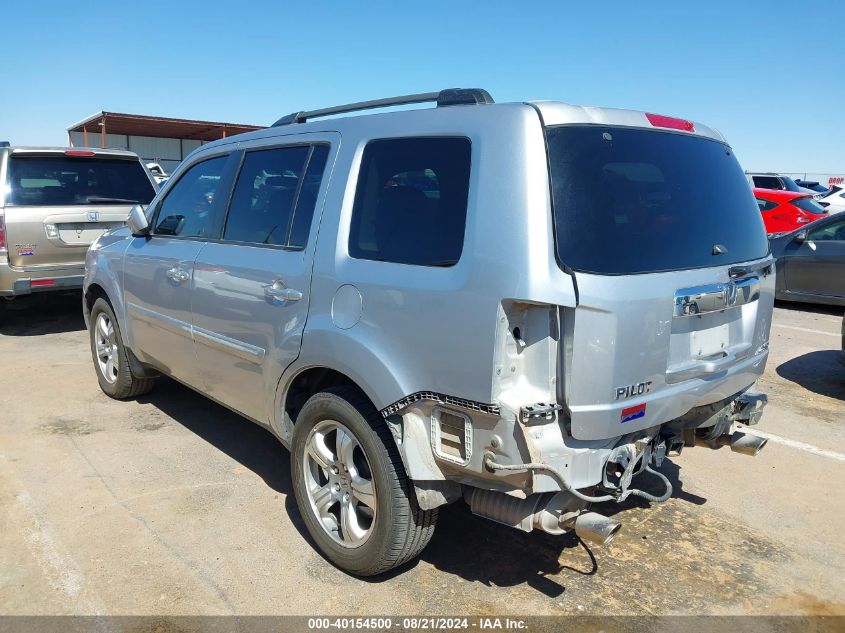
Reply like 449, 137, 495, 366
818, 185, 845, 213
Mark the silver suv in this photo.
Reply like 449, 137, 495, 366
83, 89, 774, 576
0, 145, 157, 309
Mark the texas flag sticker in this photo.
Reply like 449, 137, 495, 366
621, 403, 646, 423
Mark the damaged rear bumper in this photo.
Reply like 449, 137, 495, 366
386, 388, 767, 538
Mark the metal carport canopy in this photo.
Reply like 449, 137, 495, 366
67, 111, 264, 146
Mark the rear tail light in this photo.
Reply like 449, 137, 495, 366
646, 113, 695, 132
0, 213, 6, 251
31, 279, 55, 287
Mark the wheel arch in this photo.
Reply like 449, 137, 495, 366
83, 283, 111, 328
83, 262, 128, 342
274, 364, 388, 447
275, 355, 455, 500
84, 281, 155, 380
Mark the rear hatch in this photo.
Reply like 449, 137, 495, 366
545, 121, 774, 441
3, 150, 156, 268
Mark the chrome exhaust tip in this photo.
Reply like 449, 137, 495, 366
570, 511, 622, 546
729, 431, 768, 456
695, 430, 768, 456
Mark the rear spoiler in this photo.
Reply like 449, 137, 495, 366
10, 148, 139, 160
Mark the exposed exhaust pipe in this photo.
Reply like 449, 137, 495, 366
728, 431, 768, 456
695, 430, 768, 456
568, 511, 622, 546
464, 488, 625, 542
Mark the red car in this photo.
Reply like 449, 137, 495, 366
754, 188, 827, 234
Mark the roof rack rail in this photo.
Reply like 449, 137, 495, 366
272, 88, 494, 127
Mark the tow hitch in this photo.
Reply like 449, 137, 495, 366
600, 438, 674, 503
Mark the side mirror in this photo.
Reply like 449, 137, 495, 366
128, 204, 150, 236
794, 230, 808, 244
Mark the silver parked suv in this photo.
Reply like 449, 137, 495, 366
83, 89, 774, 576
0, 144, 156, 310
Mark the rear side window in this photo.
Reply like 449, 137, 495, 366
223, 144, 330, 249
154, 155, 229, 238
546, 126, 769, 275
792, 196, 826, 215
6, 156, 155, 206
349, 137, 471, 266
753, 176, 782, 190
756, 198, 779, 212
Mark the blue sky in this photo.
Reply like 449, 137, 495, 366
2, 1, 842, 174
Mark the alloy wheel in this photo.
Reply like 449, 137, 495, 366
302, 419, 377, 548
94, 312, 119, 384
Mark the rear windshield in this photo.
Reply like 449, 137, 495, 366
779, 176, 802, 193
546, 126, 769, 274
792, 196, 826, 215
6, 155, 156, 206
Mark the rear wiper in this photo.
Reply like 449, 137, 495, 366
84, 197, 139, 204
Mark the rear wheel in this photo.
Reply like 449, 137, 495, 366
89, 297, 155, 399
291, 387, 437, 576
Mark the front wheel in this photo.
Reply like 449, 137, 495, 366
89, 297, 155, 399
291, 387, 437, 576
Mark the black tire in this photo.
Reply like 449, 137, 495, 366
89, 297, 155, 399
291, 387, 437, 576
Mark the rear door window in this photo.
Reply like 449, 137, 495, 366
223, 144, 329, 248
349, 137, 471, 266
546, 126, 769, 275
6, 155, 155, 206
153, 155, 229, 238
224, 146, 309, 246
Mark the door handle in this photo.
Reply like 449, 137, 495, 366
166, 267, 190, 283
264, 280, 302, 302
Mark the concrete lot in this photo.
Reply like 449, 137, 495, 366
0, 295, 843, 616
